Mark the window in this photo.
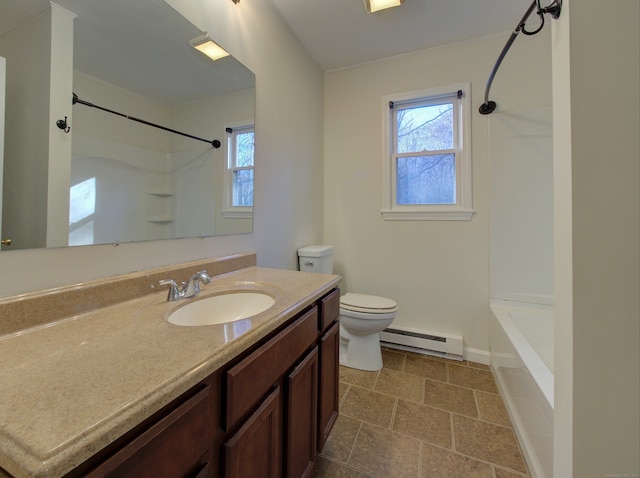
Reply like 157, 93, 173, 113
68, 177, 96, 245
382, 83, 473, 220
223, 124, 254, 218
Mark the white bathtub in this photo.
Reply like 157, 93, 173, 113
490, 300, 554, 478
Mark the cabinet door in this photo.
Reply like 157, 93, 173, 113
85, 386, 210, 478
223, 386, 281, 478
317, 321, 340, 451
286, 347, 318, 478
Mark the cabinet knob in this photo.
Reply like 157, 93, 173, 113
1, 238, 12, 246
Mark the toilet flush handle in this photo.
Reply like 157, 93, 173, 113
303, 260, 314, 267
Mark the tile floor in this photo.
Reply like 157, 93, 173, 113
311, 347, 530, 478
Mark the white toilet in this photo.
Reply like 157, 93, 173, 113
298, 245, 398, 371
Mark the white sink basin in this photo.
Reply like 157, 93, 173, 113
168, 292, 275, 326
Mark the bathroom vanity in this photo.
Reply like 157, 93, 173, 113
0, 253, 340, 478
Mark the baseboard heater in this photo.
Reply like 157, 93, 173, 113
379, 326, 464, 361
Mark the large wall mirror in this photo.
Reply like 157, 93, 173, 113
0, 0, 255, 251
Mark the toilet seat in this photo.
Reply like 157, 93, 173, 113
340, 293, 398, 314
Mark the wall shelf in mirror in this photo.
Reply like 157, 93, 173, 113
147, 217, 174, 224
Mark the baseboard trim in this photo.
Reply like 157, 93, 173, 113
463, 347, 490, 365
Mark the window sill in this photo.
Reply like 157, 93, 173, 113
381, 209, 475, 221
221, 209, 253, 219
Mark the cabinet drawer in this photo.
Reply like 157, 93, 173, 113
226, 307, 318, 430
319, 289, 340, 332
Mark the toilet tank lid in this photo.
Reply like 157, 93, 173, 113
297, 245, 334, 257
341, 293, 397, 312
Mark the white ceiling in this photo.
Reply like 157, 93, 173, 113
0, 0, 255, 104
267, 0, 531, 70
0, 0, 531, 99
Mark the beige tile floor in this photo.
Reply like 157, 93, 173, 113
311, 347, 530, 478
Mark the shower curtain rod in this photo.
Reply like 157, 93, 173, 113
71, 93, 221, 148
478, 0, 562, 115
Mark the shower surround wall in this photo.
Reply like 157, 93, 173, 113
71, 72, 254, 243
488, 106, 554, 477
489, 106, 553, 306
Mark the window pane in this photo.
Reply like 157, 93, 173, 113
396, 154, 456, 205
68, 220, 95, 246
233, 169, 254, 206
236, 131, 255, 167
396, 103, 453, 153
69, 177, 96, 224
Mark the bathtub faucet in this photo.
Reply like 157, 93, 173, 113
158, 270, 211, 301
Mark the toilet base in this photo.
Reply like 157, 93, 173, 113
339, 328, 383, 371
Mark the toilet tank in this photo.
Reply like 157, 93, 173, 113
298, 245, 334, 274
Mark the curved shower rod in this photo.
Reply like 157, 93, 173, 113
478, 0, 562, 115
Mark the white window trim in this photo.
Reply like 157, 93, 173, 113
381, 82, 474, 221
221, 207, 253, 219
222, 120, 254, 219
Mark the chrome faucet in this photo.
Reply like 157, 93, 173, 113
158, 270, 211, 301
182, 270, 211, 298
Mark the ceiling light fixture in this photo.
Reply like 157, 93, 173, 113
189, 32, 230, 62
364, 0, 404, 13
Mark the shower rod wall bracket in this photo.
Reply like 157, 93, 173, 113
541, 0, 562, 19
478, 0, 561, 115
478, 101, 496, 115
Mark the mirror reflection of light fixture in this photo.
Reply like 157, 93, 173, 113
189, 32, 230, 61
364, 0, 404, 13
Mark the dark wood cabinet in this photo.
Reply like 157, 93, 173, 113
69, 288, 339, 478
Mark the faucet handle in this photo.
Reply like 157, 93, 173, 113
158, 279, 181, 301
181, 270, 211, 298
193, 270, 211, 284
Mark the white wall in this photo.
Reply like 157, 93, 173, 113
166, 0, 326, 269
72, 72, 173, 151
552, 0, 640, 476
0, 56, 4, 242
0, 8, 53, 249
171, 88, 255, 236
324, 32, 551, 356
70, 136, 169, 244
0, 0, 325, 297
489, 106, 553, 305
46, 4, 75, 248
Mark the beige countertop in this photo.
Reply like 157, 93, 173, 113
0, 266, 340, 478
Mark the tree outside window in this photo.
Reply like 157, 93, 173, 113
395, 102, 455, 205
